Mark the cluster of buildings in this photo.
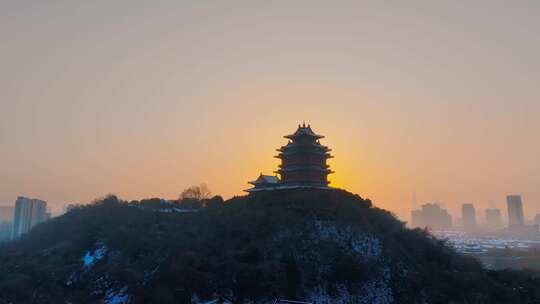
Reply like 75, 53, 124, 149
411, 203, 452, 230
411, 195, 540, 239
0, 196, 50, 241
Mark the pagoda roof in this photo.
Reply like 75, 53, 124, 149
245, 184, 331, 192
277, 142, 330, 150
275, 149, 333, 159
278, 163, 331, 169
284, 123, 324, 140
276, 166, 334, 173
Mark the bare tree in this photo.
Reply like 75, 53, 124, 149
179, 183, 212, 201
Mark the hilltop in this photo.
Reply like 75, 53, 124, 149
0, 189, 539, 303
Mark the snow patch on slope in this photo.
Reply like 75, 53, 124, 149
157, 207, 198, 213
314, 220, 382, 259
82, 243, 108, 267
360, 265, 393, 304
105, 286, 129, 304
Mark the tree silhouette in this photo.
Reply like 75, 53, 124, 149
179, 184, 212, 201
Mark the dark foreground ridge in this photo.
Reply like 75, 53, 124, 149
0, 189, 539, 303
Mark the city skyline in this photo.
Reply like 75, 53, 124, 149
410, 198, 537, 227
1, 1, 539, 216
3, 192, 538, 224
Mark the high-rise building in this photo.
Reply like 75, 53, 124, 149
462, 204, 477, 230
12, 196, 47, 239
411, 203, 452, 230
534, 214, 540, 226
0, 206, 15, 242
485, 208, 503, 230
0, 222, 12, 242
507, 195, 524, 227
411, 209, 423, 228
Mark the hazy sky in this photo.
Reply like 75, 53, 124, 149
1, 1, 539, 220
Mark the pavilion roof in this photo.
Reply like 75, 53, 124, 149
284, 123, 324, 140
275, 165, 334, 173
249, 174, 280, 185
276, 143, 331, 153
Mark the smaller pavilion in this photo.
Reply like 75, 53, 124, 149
245, 174, 281, 193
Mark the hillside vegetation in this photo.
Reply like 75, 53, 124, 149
0, 189, 539, 303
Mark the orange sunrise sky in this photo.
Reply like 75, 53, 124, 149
1, 1, 539, 221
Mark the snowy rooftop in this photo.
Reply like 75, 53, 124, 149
249, 174, 280, 185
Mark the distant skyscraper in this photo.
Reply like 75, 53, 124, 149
534, 214, 540, 226
485, 208, 503, 230
507, 195, 524, 227
12, 197, 47, 239
411, 209, 423, 228
0, 206, 14, 242
462, 204, 477, 230
411, 203, 452, 230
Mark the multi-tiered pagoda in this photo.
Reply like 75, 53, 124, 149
246, 123, 333, 192
275, 123, 333, 187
